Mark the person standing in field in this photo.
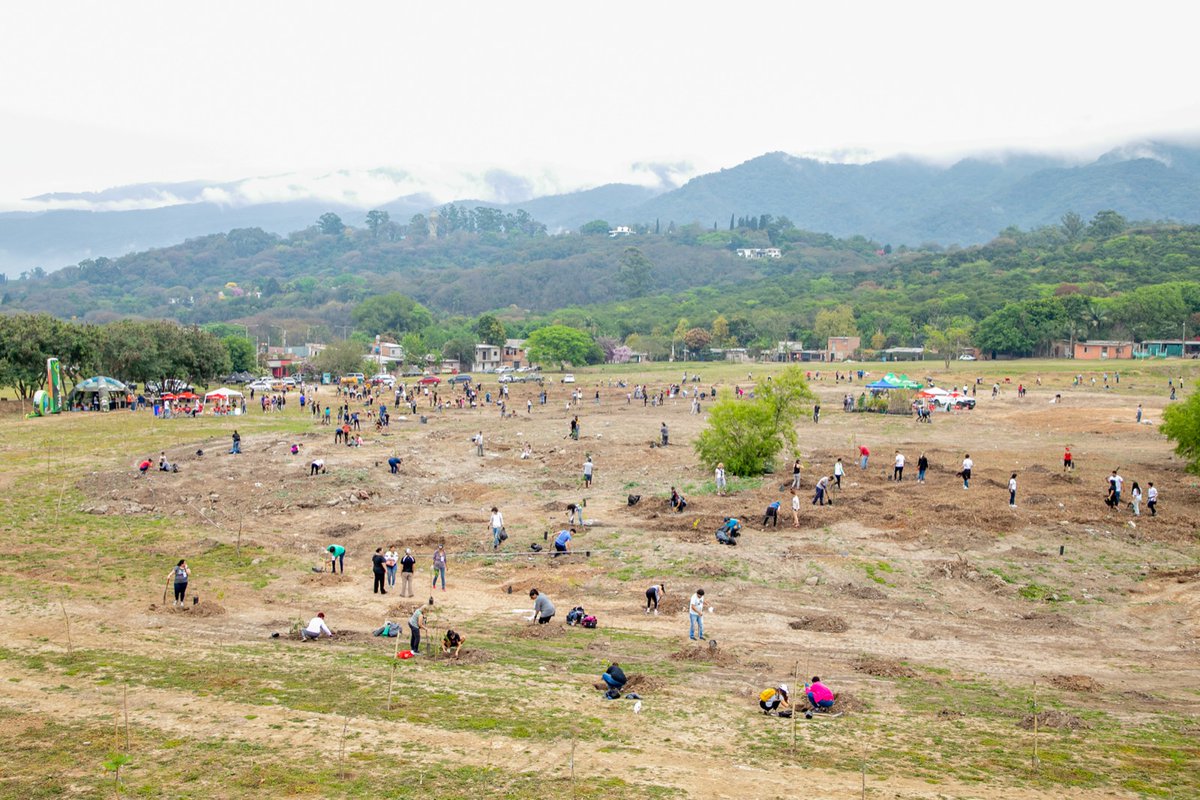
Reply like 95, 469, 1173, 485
688, 589, 706, 640
859, 445, 870, 470
490, 506, 504, 550
960, 454, 973, 489
327, 544, 345, 574
583, 454, 594, 488
529, 588, 556, 624
384, 546, 398, 588
893, 451, 905, 481
431, 544, 447, 591
400, 548, 416, 597
1008, 473, 1017, 508
917, 452, 928, 483
1130, 482, 1142, 516
833, 458, 844, 489
1063, 446, 1073, 472
791, 458, 802, 489
371, 547, 387, 595
715, 462, 727, 496
791, 489, 801, 524
1147, 483, 1158, 516
408, 605, 427, 654
168, 559, 190, 606
660, 422, 669, 446
812, 475, 830, 506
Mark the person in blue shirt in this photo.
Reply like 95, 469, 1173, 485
716, 517, 741, 545
762, 501, 780, 527
553, 528, 575, 557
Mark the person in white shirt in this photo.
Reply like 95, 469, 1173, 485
309, 458, 326, 476
791, 490, 801, 525
1008, 473, 1017, 508
833, 458, 844, 489
474, 431, 484, 457
1130, 482, 1142, 516
384, 548, 399, 588
302, 612, 332, 641
1147, 483, 1158, 516
490, 506, 504, 550
689, 589, 706, 641
893, 451, 905, 481
960, 455, 973, 489
583, 455, 594, 488
715, 463, 727, 496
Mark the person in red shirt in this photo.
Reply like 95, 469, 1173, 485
805, 676, 836, 714
138, 457, 152, 477
1063, 446, 1073, 472
859, 445, 870, 470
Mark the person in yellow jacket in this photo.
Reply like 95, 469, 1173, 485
758, 684, 790, 715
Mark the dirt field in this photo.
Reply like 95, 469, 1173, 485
1, 359, 1198, 799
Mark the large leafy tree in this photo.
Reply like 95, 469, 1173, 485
351, 293, 433, 338
0, 313, 95, 399
617, 247, 653, 298
313, 339, 370, 376
473, 313, 508, 346
1162, 385, 1200, 474
525, 325, 599, 369
694, 366, 815, 474
317, 212, 346, 236
974, 299, 1066, 357
222, 335, 257, 372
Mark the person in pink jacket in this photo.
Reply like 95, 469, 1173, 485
805, 676, 836, 714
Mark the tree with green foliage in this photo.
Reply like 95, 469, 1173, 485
579, 220, 610, 236
1088, 209, 1126, 238
442, 336, 476, 369
313, 339, 369, 377
222, 335, 257, 372
682, 327, 712, 355
617, 247, 653, 299
351, 293, 433, 338
473, 313, 508, 346
0, 313, 95, 399
317, 212, 346, 236
365, 210, 390, 239
974, 299, 1066, 357
1060, 211, 1085, 242
525, 324, 598, 369
1161, 384, 1200, 474
694, 366, 815, 475
812, 305, 857, 344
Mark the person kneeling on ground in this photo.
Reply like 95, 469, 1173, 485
594, 662, 627, 693
805, 676, 836, 713
670, 487, 687, 512
301, 612, 332, 641
529, 588, 556, 624
442, 629, 465, 657
716, 517, 741, 545
759, 684, 791, 715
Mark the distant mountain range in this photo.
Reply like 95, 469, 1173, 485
4, 140, 1200, 276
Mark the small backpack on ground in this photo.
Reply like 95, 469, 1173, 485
581, 615, 598, 629
605, 688, 621, 700
627, 494, 641, 506
566, 606, 585, 625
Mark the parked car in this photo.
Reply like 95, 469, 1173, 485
371, 373, 396, 387
496, 366, 514, 373
418, 375, 442, 386
958, 354, 976, 361
281, 377, 296, 387
561, 374, 576, 383
449, 374, 473, 384
933, 393, 976, 410
246, 380, 273, 392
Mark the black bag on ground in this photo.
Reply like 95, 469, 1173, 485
566, 606, 585, 625
627, 494, 641, 506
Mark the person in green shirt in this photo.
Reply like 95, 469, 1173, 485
409, 606, 428, 653
327, 544, 345, 574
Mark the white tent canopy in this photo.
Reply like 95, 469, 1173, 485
204, 388, 244, 400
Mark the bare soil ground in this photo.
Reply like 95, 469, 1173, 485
1, 361, 1198, 798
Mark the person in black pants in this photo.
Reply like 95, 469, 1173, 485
371, 547, 387, 594
645, 583, 665, 614
409, 606, 426, 653
762, 501, 780, 527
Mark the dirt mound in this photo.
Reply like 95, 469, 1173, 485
1020, 611, 1078, 630
844, 584, 886, 600
516, 623, 566, 639
690, 562, 735, 578
825, 691, 865, 714
655, 594, 689, 614
928, 558, 979, 580
1149, 565, 1200, 582
670, 643, 739, 666
322, 522, 361, 538
302, 571, 354, 584
433, 648, 491, 664
853, 655, 915, 678
937, 708, 965, 719
908, 628, 937, 641
149, 600, 226, 617
1018, 710, 1088, 730
789, 615, 849, 633
624, 674, 663, 692
1047, 674, 1102, 693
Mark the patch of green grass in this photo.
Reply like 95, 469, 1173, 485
861, 560, 895, 585
1018, 582, 1071, 602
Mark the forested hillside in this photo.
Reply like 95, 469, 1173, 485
4, 201, 1200, 362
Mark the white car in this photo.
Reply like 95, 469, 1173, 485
958, 354, 976, 361
496, 366, 514, 373
371, 374, 396, 387
561, 374, 576, 383
281, 377, 296, 387
246, 380, 273, 392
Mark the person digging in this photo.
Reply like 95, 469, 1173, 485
803, 676, 837, 716
594, 662, 627, 695
758, 684, 791, 716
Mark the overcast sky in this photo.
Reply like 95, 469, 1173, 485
2, 0, 1198, 209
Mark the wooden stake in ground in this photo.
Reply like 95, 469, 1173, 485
236, 518, 243, 563
790, 660, 799, 756
123, 684, 130, 750
570, 734, 577, 800
338, 714, 350, 779
60, 600, 73, 656
387, 622, 403, 710
1032, 680, 1039, 771
861, 759, 867, 799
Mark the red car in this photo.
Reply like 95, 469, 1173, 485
417, 376, 442, 386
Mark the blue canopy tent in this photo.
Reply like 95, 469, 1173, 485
866, 379, 901, 391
